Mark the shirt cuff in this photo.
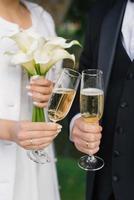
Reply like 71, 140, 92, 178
69, 113, 81, 141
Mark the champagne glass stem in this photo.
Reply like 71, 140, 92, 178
87, 155, 96, 163
27, 106, 51, 164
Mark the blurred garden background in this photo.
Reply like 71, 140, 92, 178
32, 0, 96, 199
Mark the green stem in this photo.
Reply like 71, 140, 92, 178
31, 64, 46, 122
32, 106, 45, 122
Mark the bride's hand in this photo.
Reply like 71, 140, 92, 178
10, 121, 62, 150
26, 76, 53, 108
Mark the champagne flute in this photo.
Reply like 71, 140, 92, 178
47, 68, 81, 123
78, 69, 104, 171
28, 68, 80, 164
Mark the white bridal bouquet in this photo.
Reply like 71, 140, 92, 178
6, 30, 80, 122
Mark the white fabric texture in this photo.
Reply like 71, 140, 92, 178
122, 0, 134, 61
0, 1, 61, 200
69, 113, 81, 141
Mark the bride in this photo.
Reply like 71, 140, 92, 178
0, 0, 61, 200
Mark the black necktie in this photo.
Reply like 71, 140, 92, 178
130, 0, 134, 2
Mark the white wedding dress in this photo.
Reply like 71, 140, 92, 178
0, 1, 61, 200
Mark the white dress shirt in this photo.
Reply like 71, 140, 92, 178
122, 0, 134, 61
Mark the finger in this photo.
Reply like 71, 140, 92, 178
19, 122, 62, 132
32, 136, 57, 145
20, 135, 57, 147
28, 92, 50, 102
27, 85, 52, 95
79, 123, 102, 133
33, 101, 48, 108
30, 77, 52, 87
24, 143, 50, 150
27, 92, 50, 101
74, 138, 100, 150
75, 118, 102, 133
72, 126, 102, 142
19, 129, 60, 141
75, 143, 100, 155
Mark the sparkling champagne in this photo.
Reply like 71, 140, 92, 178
48, 88, 76, 122
80, 88, 104, 123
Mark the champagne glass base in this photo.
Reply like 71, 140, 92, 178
27, 150, 51, 164
78, 155, 104, 171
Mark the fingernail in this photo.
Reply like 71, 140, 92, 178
26, 85, 31, 90
57, 125, 62, 129
27, 92, 33, 97
33, 101, 38, 106
56, 129, 61, 134
30, 75, 40, 82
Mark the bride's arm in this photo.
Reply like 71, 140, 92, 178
0, 119, 62, 150
0, 119, 16, 141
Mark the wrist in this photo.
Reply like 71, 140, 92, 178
70, 113, 81, 141
8, 120, 18, 142
0, 119, 17, 141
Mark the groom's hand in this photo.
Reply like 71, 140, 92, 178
26, 76, 53, 108
71, 117, 102, 155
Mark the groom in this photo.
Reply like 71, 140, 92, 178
70, 0, 134, 199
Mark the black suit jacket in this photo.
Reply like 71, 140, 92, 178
70, 0, 126, 117
69, 0, 129, 199
80, 0, 127, 92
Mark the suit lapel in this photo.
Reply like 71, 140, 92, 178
98, 0, 127, 93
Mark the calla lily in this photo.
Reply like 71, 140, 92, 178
22, 61, 36, 76
11, 30, 41, 53
44, 37, 81, 50
6, 29, 80, 75
33, 37, 79, 74
35, 48, 75, 74
10, 30, 46, 75
11, 52, 33, 65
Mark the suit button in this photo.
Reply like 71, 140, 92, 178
113, 150, 120, 157
112, 175, 119, 182
116, 126, 124, 134
126, 72, 134, 80
120, 101, 128, 108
